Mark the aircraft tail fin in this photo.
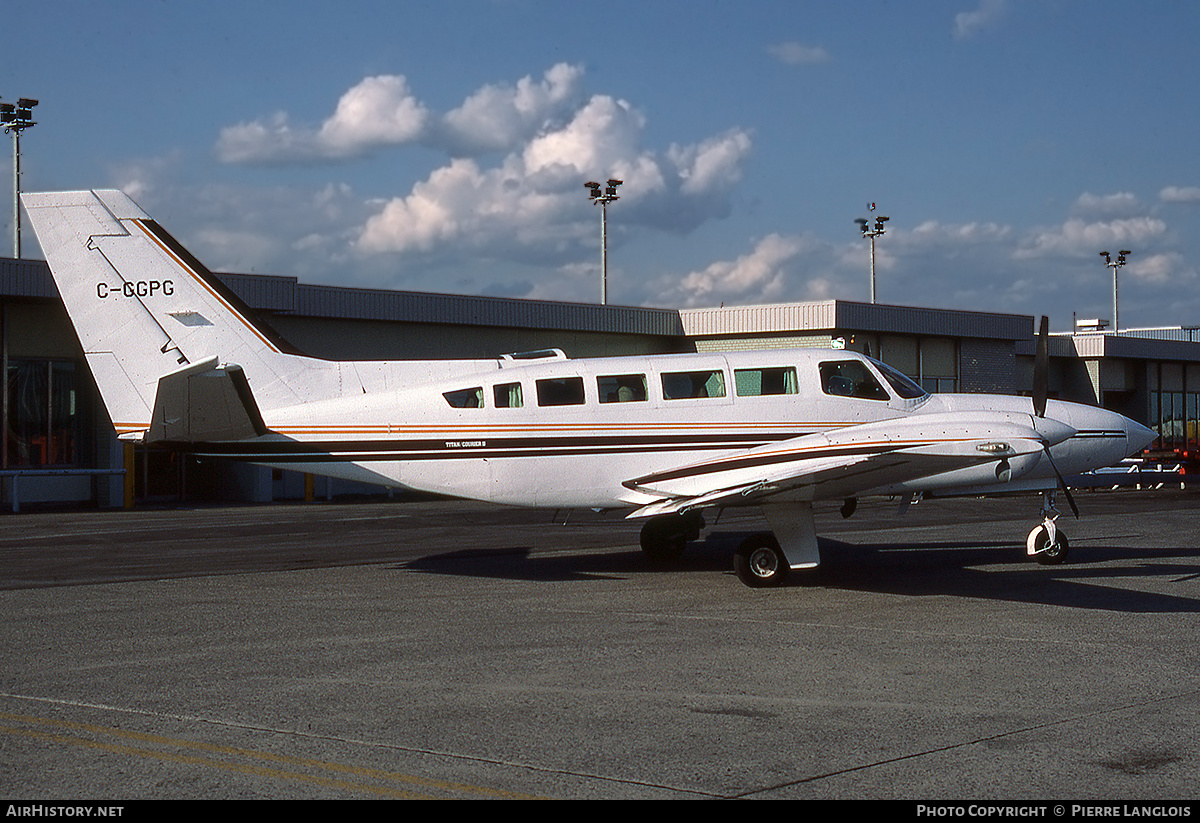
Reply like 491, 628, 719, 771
21, 190, 307, 439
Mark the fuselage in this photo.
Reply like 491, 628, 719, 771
190, 348, 1154, 509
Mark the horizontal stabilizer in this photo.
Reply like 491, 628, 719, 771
147, 356, 268, 443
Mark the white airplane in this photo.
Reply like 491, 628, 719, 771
23, 189, 1156, 587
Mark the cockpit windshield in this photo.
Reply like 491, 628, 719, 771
869, 358, 929, 399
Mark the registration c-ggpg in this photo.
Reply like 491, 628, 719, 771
96, 280, 174, 299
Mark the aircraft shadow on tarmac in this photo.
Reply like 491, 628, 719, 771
401, 531, 1200, 614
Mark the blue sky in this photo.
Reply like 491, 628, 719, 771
6, 0, 1200, 330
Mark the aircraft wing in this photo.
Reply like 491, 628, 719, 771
624, 411, 1056, 518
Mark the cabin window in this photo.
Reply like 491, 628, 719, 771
734, 367, 799, 397
443, 387, 484, 408
536, 376, 586, 406
662, 370, 726, 400
598, 374, 648, 403
819, 361, 889, 401
493, 382, 524, 408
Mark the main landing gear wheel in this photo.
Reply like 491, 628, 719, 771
734, 533, 790, 588
639, 511, 704, 564
1026, 524, 1070, 565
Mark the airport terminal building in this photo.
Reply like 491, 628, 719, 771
3, 255, 1198, 510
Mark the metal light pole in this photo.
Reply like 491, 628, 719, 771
1099, 249, 1130, 333
585, 179, 621, 304
855, 205, 889, 304
1, 97, 38, 258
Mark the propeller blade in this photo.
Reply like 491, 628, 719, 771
1032, 315, 1049, 418
1043, 444, 1080, 519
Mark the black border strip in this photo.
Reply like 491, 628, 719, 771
174, 431, 805, 456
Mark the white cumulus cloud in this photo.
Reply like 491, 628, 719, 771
216, 64, 586, 164
439, 62, 585, 155
1160, 185, 1200, 204
316, 75, 429, 154
358, 91, 751, 259
649, 234, 805, 308
213, 64, 754, 276
216, 75, 428, 163
1015, 216, 1168, 259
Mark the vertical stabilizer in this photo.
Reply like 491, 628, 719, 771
22, 189, 311, 438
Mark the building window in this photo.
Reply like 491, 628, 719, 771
1148, 363, 1198, 451
873, 335, 959, 393
5, 359, 89, 467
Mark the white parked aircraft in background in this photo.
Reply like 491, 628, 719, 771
23, 190, 1155, 586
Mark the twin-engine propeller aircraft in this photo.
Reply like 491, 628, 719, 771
23, 190, 1155, 587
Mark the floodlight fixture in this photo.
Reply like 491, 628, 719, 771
2, 95, 39, 257
585, 177, 622, 304
856, 204, 890, 303
1100, 247, 1131, 333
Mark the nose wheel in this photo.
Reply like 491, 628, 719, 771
1026, 491, 1070, 565
1026, 521, 1069, 565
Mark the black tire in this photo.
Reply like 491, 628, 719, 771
1030, 527, 1069, 565
734, 533, 789, 588
639, 514, 689, 563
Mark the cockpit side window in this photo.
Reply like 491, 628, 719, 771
819, 361, 890, 401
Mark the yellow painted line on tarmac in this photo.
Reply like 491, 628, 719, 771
0, 712, 538, 800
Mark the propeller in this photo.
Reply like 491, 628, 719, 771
1045, 446, 1080, 519
1031, 315, 1079, 519
1032, 315, 1049, 418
